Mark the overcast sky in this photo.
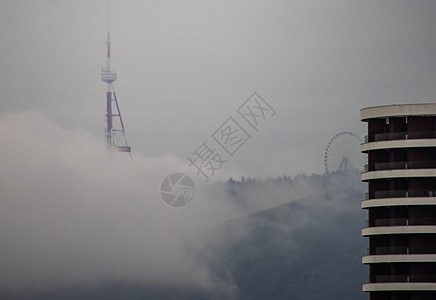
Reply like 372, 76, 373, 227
1, 0, 436, 178
1, 1, 436, 298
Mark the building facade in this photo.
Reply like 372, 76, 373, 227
361, 104, 436, 300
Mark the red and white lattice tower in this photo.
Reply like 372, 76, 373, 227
101, 2, 131, 153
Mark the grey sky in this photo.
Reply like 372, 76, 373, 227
1, 0, 436, 177
0, 1, 435, 297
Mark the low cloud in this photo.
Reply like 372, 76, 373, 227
0, 110, 366, 299
0, 110, 240, 298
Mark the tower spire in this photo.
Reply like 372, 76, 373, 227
101, 0, 131, 153
106, 0, 111, 70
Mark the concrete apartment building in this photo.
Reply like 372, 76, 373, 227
361, 104, 436, 300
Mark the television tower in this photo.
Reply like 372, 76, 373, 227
101, 1, 131, 153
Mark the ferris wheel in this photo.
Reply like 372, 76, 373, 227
324, 131, 365, 173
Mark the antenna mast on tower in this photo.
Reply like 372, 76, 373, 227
101, 0, 131, 153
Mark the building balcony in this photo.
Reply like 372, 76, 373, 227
363, 274, 436, 291
361, 169, 436, 181
371, 131, 436, 143
364, 161, 436, 172
361, 138, 436, 152
363, 282, 436, 292
362, 225, 436, 236
362, 218, 436, 235
372, 274, 436, 283
370, 217, 436, 227
362, 254, 436, 265
363, 131, 436, 144
366, 246, 436, 256
361, 104, 436, 123
373, 161, 436, 171
364, 189, 436, 200
362, 197, 436, 209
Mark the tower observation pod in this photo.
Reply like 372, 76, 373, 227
101, 5, 131, 153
